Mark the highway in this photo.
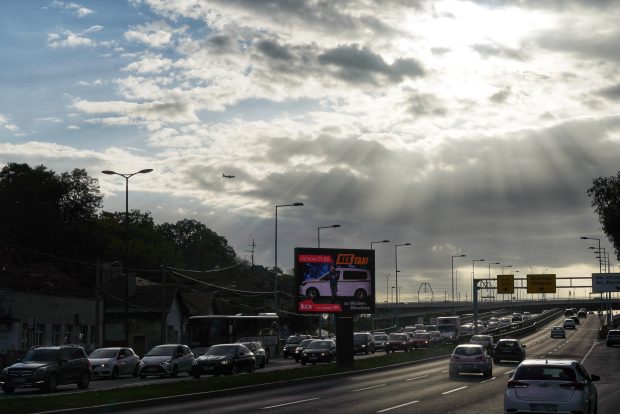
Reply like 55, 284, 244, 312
111, 314, 618, 414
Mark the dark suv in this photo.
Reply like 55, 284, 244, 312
1, 345, 91, 394
282, 335, 312, 358
493, 338, 526, 363
353, 332, 376, 354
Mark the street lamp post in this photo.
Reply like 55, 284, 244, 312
472, 259, 485, 303
451, 254, 466, 314
317, 224, 340, 248
101, 168, 153, 346
581, 236, 609, 323
274, 203, 304, 313
488, 262, 500, 302
395, 242, 411, 319
502, 265, 512, 274
370, 240, 390, 249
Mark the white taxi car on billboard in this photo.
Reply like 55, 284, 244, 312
299, 267, 371, 300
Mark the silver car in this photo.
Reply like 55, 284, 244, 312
89, 347, 140, 379
504, 359, 600, 414
139, 344, 194, 378
449, 344, 492, 378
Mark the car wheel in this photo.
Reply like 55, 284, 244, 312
449, 368, 457, 379
486, 367, 493, 378
371, 346, 376, 354
170, 365, 179, 378
45, 374, 58, 392
111, 366, 119, 380
260, 358, 266, 368
192, 372, 201, 379
354, 289, 368, 300
247, 362, 255, 374
306, 287, 320, 299
133, 364, 139, 378
77, 371, 90, 389
2, 386, 15, 395
365, 348, 369, 355
593, 401, 598, 414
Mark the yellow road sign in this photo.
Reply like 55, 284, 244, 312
497, 274, 514, 294
526, 274, 556, 293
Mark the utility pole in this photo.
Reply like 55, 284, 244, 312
245, 239, 256, 269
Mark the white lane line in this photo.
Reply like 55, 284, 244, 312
377, 400, 419, 412
352, 384, 386, 392
441, 369, 449, 373
441, 386, 468, 395
581, 340, 598, 365
407, 375, 429, 381
480, 376, 496, 384
262, 398, 319, 409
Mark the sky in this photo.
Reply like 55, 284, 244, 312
1, 0, 620, 303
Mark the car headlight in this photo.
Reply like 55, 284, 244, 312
164, 359, 172, 364
34, 367, 48, 376
321, 352, 326, 356
361, 345, 366, 348
220, 360, 230, 365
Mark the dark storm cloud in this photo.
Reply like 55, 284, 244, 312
318, 44, 424, 84
489, 86, 511, 103
471, 43, 527, 61
534, 27, 620, 63
256, 39, 294, 61
206, 35, 237, 53
597, 83, 620, 100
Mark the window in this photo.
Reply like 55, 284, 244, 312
52, 325, 61, 346
21, 323, 32, 349
64, 325, 73, 344
35, 323, 45, 346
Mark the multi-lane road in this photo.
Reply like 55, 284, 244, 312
104, 314, 618, 413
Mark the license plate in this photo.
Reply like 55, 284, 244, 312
13, 377, 26, 383
309, 356, 318, 360
145, 367, 157, 372
530, 404, 557, 412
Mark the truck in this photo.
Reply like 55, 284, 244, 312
436, 316, 460, 341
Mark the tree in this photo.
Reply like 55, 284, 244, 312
587, 171, 620, 260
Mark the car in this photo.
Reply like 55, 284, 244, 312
449, 344, 492, 378
0, 345, 91, 394
191, 343, 255, 377
283, 335, 312, 358
493, 338, 526, 363
565, 308, 575, 317
373, 333, 390, 351
414, 323, 425, 331
498, 317, 512, 328
577, 310, 587, 318
403, 326, 416, 333
404, 331, 419, 348
410, 332, 432, 348
470, 334, 494, 353
522, 311, 532, 320
293, 338, 314, 362
428, 330, 442, 344
139, 344, 194, 378
89, 347, 141, 379
299, 267, 372, 300
551, 326, 566, 338
237, 341, 267, 368
563, 318, 576, 330
606, 329, 620, 347
385, 333, 411, 353
353, 332, 376, 354
300, 339, 336, 365
424, 324, 438, 332
504, 359, 600, 414
571, 316, 580, 325
512, 314, 523, 323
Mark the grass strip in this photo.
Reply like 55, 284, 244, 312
1, 345, 453, 414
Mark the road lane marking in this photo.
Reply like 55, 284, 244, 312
441, 369, 449, 373
377, 400, 419, 412
441, 386, 468, 394
352, 384, 386, 392
581, 340, 598, 364
262, 398, 319, 409
407, 375, 429, 381
480, 377, 496, 384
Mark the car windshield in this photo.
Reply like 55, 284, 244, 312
353, 334, 368, 343
454, 346, 481, 356
413, 333, 430, 339
308, 341, 332, 350
286, 336, 304, 344
374, 334, 389, 341
146, 345, 177, 356
89, 349, 118, 358
390, 334, 407, 340
206, 345, 238, 356
497, 341, 518, 349
515, 366, 576, 381
609, 331, 620, 337
471, 336, 490, 342
22, 348, 59, 362
299, 339, 313, 347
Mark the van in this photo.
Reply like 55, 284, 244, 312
299, 267, 371, 300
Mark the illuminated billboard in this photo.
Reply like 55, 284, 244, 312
295, 247, 375, 314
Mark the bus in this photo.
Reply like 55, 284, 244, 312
436, 316, 460, 341
187, 314, 280, 359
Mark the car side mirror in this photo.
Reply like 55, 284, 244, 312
521, 345, 526, 348
591, 374, 600, 381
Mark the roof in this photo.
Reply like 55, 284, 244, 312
0, 263, 91, 298
518, 359, 576, 366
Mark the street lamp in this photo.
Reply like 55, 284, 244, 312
472, 259, 485, 303
274, 202, 304, 312
580, 236, 602, 273
371, 239, 390, 249
395, 242, 412, 316
101, 168, 153, 346
317, 224, 340, 248
502, 265, 512, 273
451, 254, 466, 313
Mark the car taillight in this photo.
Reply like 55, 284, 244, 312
507, 380, 529, 388
560, 382, 585, 391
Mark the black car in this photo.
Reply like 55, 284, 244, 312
293, 338, 314, 362
300, 340, 336, 365
385, 333, 411, 353
283, 335, 312, 358
0, 345, 91, 394
237, 342, 267, 368
606, 330, 620, 347
571, 315, 580, 325
353, 332, 376, 354
493, 339, 526, 363
191, 344, 255, 377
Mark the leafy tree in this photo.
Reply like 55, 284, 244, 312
587, 171, 620, 259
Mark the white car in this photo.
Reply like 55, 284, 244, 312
89, 347, 140, 379
504, 359, 600, 414
139, 344, 195, 378
299, 267, 371, 300
449, 344, 492, 378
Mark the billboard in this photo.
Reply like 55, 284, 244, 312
592, 273, 620, 292
497, 274, 514, 294
526, 274, 556, 294
295, 247, 375, 314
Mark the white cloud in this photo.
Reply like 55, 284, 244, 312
47, 30, 95, 48
124, 20, 184, 48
